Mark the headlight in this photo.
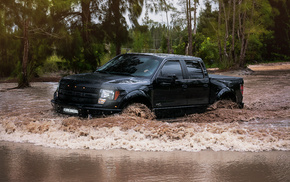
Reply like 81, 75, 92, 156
98, 89, 120, 104
100, 89, 115, 100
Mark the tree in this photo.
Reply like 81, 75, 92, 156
143, 0, 175, 53
103, 0, 144, 55
267, 0, 290, 60
185, 0, 193, 55
174, 0, 199, 56
236, 0, 273, 67
193, 0, 199, 35
160, 0, 175, 53
51, 0, 106, 72
1, 0, 53, 88
130, 25, 152, 52
202, 0, 275, 68
231, 0, 236, 63
0, 5, 21, 78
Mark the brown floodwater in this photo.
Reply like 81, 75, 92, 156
0, 141, 289, 182
0, 64, 290, 181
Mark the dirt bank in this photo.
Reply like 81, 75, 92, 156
0, 76, 61, 83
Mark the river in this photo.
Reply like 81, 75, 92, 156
0, 65, 289, 181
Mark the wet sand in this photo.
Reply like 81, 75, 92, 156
0, 63, 290, 181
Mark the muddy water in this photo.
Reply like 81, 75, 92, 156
0, 71, 289, 152
0, 141, 289, 182
0, 67, 290, 181
0, 82, 58, 116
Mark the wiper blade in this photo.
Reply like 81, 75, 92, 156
113, 72, 134, 76
96, 70, 108, 74
97, 70, 134, 76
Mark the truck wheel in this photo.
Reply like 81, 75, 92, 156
122, 103, 155, 120
211, 100, 239, 110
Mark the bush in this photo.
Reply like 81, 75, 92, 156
197, 37, 218, 66
33, 55, 66, 77
42, 55, 65, 73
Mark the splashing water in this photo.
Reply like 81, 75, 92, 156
0, 109, 289, 152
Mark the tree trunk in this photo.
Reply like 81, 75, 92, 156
116, 41, 121, 55
218, 0, 222, 63
186, 0, 193, 56
81, 0, 91, 44
239, 11, 248, 67
222, 1, 229, 60
163, 0, 171, 53
239, 37, 248, 67
18, 19, 30, 88
165, 6, 171, 53
193, 0, 197, 35
239, 0, 254, 68
231, 0, 236, 63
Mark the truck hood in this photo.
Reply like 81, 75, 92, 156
60, 72, 150, 91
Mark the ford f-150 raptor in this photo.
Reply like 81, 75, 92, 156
51, 53, 244, 117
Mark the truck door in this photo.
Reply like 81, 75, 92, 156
184, 60, 210, 105
153, 60, 187, 108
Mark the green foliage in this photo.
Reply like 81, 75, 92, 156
103, 0, 144, 55
192, 33, 207, 55
194, 0, 280, 68
197, 1, 218, 38
0, 0, 54, 87
173, 42, 186, 55
1, 0, 289, 81
266, 0, 290, 60
132, 31, 144, 52
197, 37, 218, 65
42, 55, 65, 73
161, 33, 169, 53
0, 32, 21, 77
131, 25, 152, 52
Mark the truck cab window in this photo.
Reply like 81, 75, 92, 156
160, 60, 183, 79
185, 60, 204, 79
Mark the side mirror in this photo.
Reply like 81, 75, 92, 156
167, 74, 178, 80
156, 74, 177, 85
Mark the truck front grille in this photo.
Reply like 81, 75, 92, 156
58, 81, 99, 104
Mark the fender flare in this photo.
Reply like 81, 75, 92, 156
119, 90, 151, 109
217, 87, 236, 101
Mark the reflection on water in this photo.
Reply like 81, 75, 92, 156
0, 142, 289, 182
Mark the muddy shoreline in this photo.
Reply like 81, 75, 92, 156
0, 76, 61, 84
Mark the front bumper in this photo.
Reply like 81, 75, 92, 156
51, 99, 122, 117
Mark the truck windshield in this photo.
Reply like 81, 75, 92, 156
97, 54, 161, 77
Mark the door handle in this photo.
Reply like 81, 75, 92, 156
160, 82, 171, 86
182, 84, 188, 90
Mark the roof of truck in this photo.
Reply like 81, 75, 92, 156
124, 53, 202, 61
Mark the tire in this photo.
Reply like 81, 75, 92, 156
210, 100, 240, 110
122, 103, 155, 120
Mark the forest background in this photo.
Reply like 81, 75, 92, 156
0, 0, 289, 88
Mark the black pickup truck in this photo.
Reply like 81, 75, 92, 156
51, 53, 244, 117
